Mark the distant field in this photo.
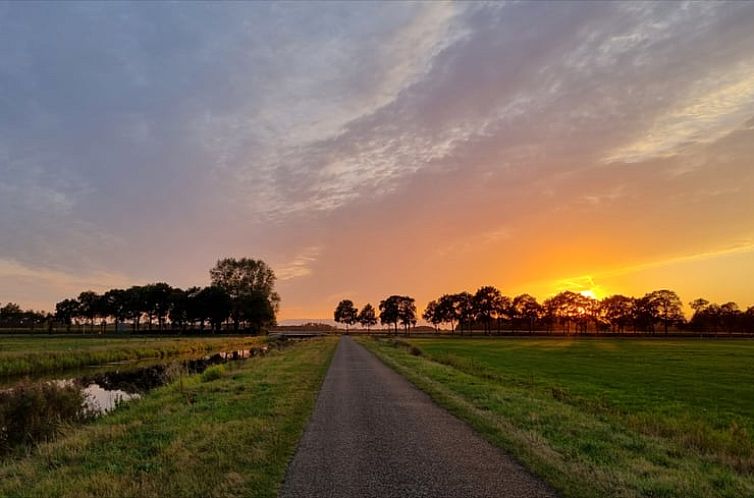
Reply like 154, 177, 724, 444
0, 337, 337, 498
0, 336, 265, 377
362, 337, 754, 498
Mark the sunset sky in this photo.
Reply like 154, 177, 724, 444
2, 2, 754, 320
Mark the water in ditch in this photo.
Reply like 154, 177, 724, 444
0, 344, 275, 456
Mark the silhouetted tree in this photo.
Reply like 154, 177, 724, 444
168, 288, 189, 331
689, 298, 711, 332
210, 258, 279, 331
495, 295, 512, 333
601, 295, 635, 332
334, 299, 358, 332
422, 300, 442, 333
397, 296, 417, 335
454, 292, 475, 335
103, 289, 129, 332
184, 287, 204, 330
124, 286, 145, 332
77, 291, 100, 333
0, 303, 23, 327
689, 298, 709, 315
744, 306, 754, 333
720, 302, 741, 333
144, 283, 173, 331
511, 294, 541, 332
358, 303, 377, 332
196, 286, 232, 333
237, 291, 276, 332
435, 294, 459, 333
55, 299, 80, 333
379, 296, 399, 334
473, 286, 503, 335
644, 289, 684, 335
544, 291, 578, 333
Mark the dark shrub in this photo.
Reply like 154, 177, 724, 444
0, 381, 88, 455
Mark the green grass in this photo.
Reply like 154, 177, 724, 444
0, 337, 337, 498
361, 337, 754, 498
0, 336, 267, 377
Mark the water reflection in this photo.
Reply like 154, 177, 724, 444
83, 383, 139, 413
3, 346, 272, 416
1, 342, 293, 456
76, 347, 270, 414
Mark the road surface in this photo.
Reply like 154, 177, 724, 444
279, 336, 556, 498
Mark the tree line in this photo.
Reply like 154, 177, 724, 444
0, 258, 279, 334
335, 287, 754, 335
0, 303, 49, 330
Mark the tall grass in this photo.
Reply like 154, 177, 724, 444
0, 381, 90, 457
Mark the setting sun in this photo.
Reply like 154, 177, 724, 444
579, 289, 598, 300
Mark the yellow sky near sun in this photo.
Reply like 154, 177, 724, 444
512, 244, 754, 317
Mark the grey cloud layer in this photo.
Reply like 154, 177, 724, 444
1, 1, 754, 307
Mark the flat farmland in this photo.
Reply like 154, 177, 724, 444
362, 337, 754, 498
0, 335, 266, 377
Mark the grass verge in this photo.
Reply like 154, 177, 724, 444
0, 337, 337, 498
0, 336, 267, 377
360, 337, 754, 498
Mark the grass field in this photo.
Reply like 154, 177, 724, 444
0, 336, 267, 377
361, 337, 754, 498
0, 337, 337, 498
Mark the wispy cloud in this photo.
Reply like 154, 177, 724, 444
604, 63, 754, 164
276, 246, 322, 281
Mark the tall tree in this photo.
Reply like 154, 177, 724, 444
644, 289, 684, 335
146, 283, 173, 331
379, 296, 402, 335
210, 258, 279, 331
184, 287, 204, 330
196, 286, 232, 333
168, 288, 189, 331
397, 296, 417, 335
77, 291, 100, 333
55, 299, 80, 333
600, 295, 635, 333
236, 291, 275, 333
689, 298, 710, 315
452, 291, 474, 334
435, 294, 459, 333
334, 299, 358, 332
0, 303, 22, 327
124, 286, 145, 332
746, 306, 754, 334
688, 298, 711, 332
103, 289, 129, 333
358, 303, 377, 332
720, 302, 741, 333
473, 286, 503, 335
422, 300, 442, 333
511, 294, 541, 333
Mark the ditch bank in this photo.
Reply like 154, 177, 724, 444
0, 340, 288, 458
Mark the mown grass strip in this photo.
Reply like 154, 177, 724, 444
0, 336, 266, 377
0, 337, 337, 498
360, 337, 754, 498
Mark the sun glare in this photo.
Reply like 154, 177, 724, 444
579, 289, 597, 299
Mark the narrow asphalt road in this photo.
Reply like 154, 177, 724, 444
279, 336, 556, 498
